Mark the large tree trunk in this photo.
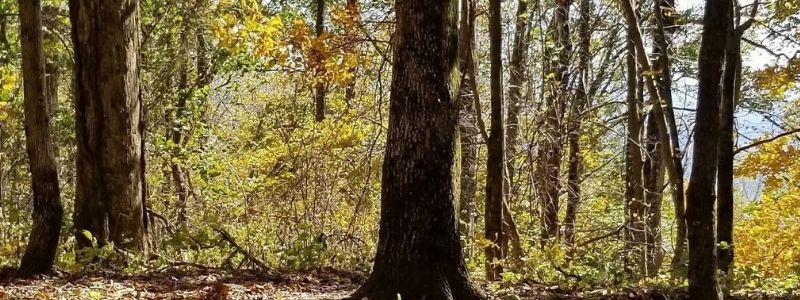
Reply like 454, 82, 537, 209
457, 0, 478, 241
538, 0, 572, 246
347, 0, 485, 298
717, 8, 741, 276
313, 0, 326, 121
70, 0, 147, 252
563, 0, 591, 249
686, 0, 731, 297
18, 0, 64, 276
484, 0, 506, 281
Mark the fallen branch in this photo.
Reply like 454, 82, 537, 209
553, 263, 583, 281
212, 227, 269, 271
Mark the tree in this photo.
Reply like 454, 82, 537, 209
564, 0, 591, 248
167, 0, 195, 227
70, 0, 148, 252
484, 0, 506, 281
499, 0, 530, 263
347, 0, 485, 298
17, 0, 63, 276
538, 0, 572, 246
343, 0, 359, 104
623, 0, 644, 271
686, 0, 731, 296
650, 0, 689, 275
313, 0, 326, 121
506, 0, 533, 203
619, 0, 686, 276
718, 1, 757, 275
457, 0, 479, 240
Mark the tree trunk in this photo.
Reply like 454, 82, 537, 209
642, 112, 665, 276
618, 0, 687, 276
45, 62, 59, 115
651, 0, 689, 275
637, 0, 676, 277
313, 0, 326, 121
623, 6, 644, 273
168, 1, 193, 227
505, 0, 532, 202
686, 0, 731, 297
717, 9, 741, 276
484, 0, 506, 281
348, 0, 485, 298
538, 0, 572, 246
457, 0, 478, 241
564, 0, 591, 249
70, 0, 147, 252
344, 0, 358, 104
18, 0, 64, 276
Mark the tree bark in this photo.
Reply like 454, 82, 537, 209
618, 0, 687, 275
564, 0, 591, 249
18, 0, 64, 276
348, 0, 485, 298
505, 0, 533, 202
686, 0, 731, 297
651, 0, 689, 275
457, 0, 478, 241
717, 8, 741, 276
641, 111, 664, 276
70, 0, 147, 252
45, 62, 59, 115
168, 0, 193, 227
538, 0, 572, 246
484, 0, 506, 281
313, 0, 326, 121
623, 6, 644, 274
344, 0, 358, 105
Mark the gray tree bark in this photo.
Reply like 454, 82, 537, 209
70, 0, 147, 252
457, 0, 478, 240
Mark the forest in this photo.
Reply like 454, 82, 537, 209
0, 0, 799, 298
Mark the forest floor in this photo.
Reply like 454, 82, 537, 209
0, 267, 794, 299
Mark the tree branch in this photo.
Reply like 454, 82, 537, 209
576, 222, 627, 248
742, 37, 790, 60
734, 128, 800, 154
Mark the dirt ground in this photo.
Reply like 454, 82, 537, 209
0, 268, 795, 299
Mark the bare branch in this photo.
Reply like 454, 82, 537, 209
734, 128, 800, 154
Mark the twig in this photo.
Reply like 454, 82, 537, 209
742, 37, 789, 60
